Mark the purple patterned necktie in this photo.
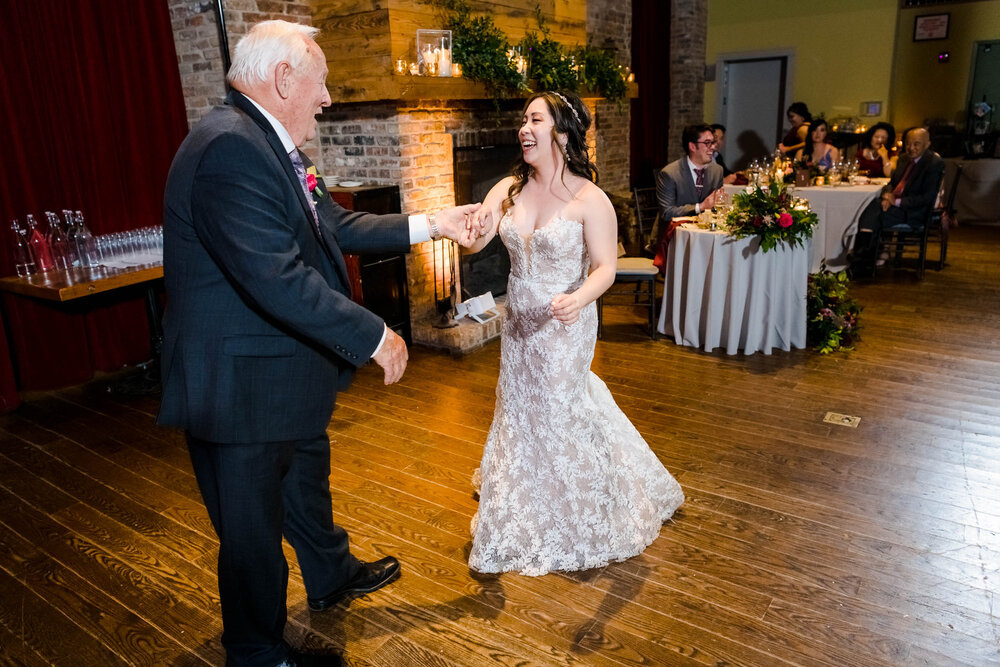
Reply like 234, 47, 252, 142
288, 149, 320, 233
694, 168, 705, 199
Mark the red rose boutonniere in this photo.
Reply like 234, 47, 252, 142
305, 166, 326, 200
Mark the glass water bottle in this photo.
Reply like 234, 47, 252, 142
44, 211, 72, 270
25, 214, 54, 272
10, 220, 37, 277
73, 210, 100, 268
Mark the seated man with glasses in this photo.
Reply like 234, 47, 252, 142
646, 123, 724, 257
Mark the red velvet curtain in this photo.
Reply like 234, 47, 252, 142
630, 0, 673, 188
0, 0, 189, 410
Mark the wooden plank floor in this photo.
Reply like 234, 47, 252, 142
2, 223, 999, 666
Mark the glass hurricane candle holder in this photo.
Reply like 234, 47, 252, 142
417, 29, 451, 77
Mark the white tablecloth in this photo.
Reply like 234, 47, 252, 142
945, 158, 1000, 222
724, 184, 880, 272
658, 225, 808, 355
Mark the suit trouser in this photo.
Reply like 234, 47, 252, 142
854, 199, 908, 261
187, 433, 361, 666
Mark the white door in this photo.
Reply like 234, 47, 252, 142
721, 57, 787, 171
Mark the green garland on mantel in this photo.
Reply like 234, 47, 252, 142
427, 0, 628, 104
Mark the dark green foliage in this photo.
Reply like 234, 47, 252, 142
807, 266, 862, 354
427, 0, 627, 103
519, 7, 578, 93
431, 0, 528, 99
576, 45, 627, 103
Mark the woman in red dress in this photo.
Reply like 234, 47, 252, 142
856, 122, 896, 178
778, 102, 812, 157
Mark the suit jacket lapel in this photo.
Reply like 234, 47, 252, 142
681, 157, 697, 200
297, 152, 352, 288
228, 92, 316, 225
227, 91, 351, 289
909, 154, 930, 190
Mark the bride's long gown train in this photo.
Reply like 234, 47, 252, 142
469, 214, 684, 576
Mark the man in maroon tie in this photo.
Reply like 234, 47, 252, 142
851, 127, 944, 274
647, 124, 724, 258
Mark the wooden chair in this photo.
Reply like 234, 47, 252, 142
876, 170, 946, 280
926, 162, 962, 269
596, 187, 660, 339
634, 185, 661, 256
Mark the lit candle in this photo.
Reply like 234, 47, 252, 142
452, 62, 462, 77
421, 46, 436, 75
439, 47, 452, 77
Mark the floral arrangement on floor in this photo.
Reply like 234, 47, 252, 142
807, 266, 862, 354
725, 181, 818, 252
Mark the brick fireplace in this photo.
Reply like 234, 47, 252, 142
316, 97, 621, 353
168, 0, 641, 353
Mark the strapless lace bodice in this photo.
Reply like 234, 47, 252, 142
498, 214, 591, 344
469, 211, 684, 576
501, 214, 589, 285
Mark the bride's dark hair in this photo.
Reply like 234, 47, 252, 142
503, 91, 598, 214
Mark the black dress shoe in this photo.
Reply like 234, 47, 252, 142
308, 556, 401, 611
278, 648, 345, 667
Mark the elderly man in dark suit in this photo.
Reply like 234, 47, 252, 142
646, 123, 725, 257
158, 20, 480, 667
852, 127, 944, 274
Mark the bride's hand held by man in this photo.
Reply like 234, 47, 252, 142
458, 206, 496, 250
434, 203, 488, 248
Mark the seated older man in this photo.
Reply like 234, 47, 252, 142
851, 127, 944, 275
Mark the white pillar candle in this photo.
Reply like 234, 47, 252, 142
439, 48, 452, 77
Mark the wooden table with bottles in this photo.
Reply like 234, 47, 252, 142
0, 264, 163, 302
0, 263, 165, 394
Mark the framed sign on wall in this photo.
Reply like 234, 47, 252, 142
913, 13, 950, 42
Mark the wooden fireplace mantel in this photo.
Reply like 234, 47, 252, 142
315, 0, 598, 105
324, 74, 637, 106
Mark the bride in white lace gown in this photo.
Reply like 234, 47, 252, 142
461, 91, 684, 576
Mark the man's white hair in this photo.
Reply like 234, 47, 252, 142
227, 20, 320, 88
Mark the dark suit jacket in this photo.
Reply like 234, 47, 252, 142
883, 150, 945, 225
655, 157, 724, 221
714, 152, 732, 177
157, 90, 410, 444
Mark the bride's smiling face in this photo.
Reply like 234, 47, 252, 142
519, 97, 565, 166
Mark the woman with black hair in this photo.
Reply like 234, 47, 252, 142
857, 122, 896, 178
459, 90, 684, 576
778, 101, 812, 156
795, 118, 841, 171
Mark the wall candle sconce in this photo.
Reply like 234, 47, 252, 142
433, 237, 459, 328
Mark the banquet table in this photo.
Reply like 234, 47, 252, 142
724, 183, 881, 272
944, 158, 1000, 222
657, 224, 808, 355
